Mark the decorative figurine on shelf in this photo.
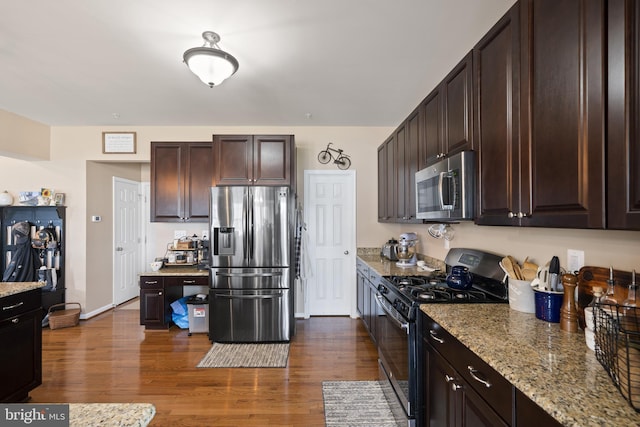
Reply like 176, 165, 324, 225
317, 142, 351, 169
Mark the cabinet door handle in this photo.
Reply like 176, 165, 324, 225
445, 375, 461, 391
2, 301, 24, 311
429, 329, 444, 344
467, 365, 492, 388
145, 281, 159, 285
11, 318, 19, 324
183, 280, 196, 284
158, 291, 163, 296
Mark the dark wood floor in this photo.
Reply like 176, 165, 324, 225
30, 306, 379, 426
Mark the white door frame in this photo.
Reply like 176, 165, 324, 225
303, 169, 357, 318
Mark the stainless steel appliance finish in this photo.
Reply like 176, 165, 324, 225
208, 186, 293, 343
415, 150, 475, 221
375, 248, 508, 427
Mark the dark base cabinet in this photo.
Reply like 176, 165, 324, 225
0, 289, 42, 402
139, 275, 206, 330
418, 310, 562, 427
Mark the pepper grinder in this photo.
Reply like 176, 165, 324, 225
560, 273, 579, 332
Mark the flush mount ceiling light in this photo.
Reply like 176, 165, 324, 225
183, 31, 239, 87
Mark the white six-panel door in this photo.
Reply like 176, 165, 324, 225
113, 177, 141, 305
304, 170, 356, 317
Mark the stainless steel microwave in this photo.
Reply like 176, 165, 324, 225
415, 151, 475, 221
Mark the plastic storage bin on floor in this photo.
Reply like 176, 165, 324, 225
186, 296, 208, 336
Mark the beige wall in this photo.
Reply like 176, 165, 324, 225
86, 161, 143, 311
0, 109, 49, 160
0, 120, 638, 315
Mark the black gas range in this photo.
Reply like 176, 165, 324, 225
380, 248, 508, 318
376, 248, 508, 427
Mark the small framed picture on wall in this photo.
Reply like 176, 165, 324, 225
54, 193, 65, 206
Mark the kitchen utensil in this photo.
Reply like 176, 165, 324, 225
446, 265, 473, 290
549, 256, 560, 291
559, 273, 579, 332
531, 264, 552, 291
500, 257, 518, 280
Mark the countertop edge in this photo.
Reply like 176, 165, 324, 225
0, 281, 45, 298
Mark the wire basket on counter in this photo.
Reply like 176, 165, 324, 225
593, 303, 640, 412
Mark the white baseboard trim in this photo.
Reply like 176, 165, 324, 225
80, 304, 112, 320
295, 312, 306, 319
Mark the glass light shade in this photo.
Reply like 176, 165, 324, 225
184, 47, 239, 87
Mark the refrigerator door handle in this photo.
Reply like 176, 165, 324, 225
215, 272, 283, 278
249, 189, 254, 261
243, 189, 249, 261
215, 293, 283, 300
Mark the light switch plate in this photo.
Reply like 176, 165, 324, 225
567, 249, 585, 273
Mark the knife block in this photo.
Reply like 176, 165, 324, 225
560, 273, 579, 332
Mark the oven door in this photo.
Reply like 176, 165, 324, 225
375, 293, 415, 421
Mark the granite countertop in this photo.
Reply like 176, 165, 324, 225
357, 252, 445, 278
0, 281, 45, 298
420, 304, 640, 426
69, 403, 155, 427
140, 266, 208, 277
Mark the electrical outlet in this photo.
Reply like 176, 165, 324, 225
174, 230, 187, 239
567, 249, 585, 273
201, 230, 209, 240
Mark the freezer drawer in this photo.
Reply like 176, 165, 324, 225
209, 288, 290, 343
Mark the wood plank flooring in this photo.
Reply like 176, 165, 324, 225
30, 306, 379, 426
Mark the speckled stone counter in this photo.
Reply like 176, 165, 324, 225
140, 267, 208, 277
420, 304, 640, 426
69, 403, 155, 427
357, 251, 445, 278
0, 281, 45, 298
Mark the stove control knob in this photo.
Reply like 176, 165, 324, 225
378, 285, 387, 294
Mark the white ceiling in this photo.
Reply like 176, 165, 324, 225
0, 0, 515, 127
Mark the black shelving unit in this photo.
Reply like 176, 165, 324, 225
1, 206, 65, 316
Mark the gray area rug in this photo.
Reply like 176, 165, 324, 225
323, 381, 400, 426
197, 343, 289, 368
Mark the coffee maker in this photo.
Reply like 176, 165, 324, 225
396, 232, 418, 268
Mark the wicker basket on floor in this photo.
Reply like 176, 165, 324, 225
48, 302, 81, 329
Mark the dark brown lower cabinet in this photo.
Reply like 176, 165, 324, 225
139, 275, 206, 330
0, 289, 42, 402
419, 311, 562, 427
424, 341, 508, 427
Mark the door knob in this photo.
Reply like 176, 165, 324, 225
116, 247, 124, 251
344, 250, 349, 255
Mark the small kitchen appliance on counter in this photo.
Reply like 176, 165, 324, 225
381, 238, 399, 261
396, 232, 418, 268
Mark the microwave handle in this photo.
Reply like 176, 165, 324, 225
439, 171, 455, 210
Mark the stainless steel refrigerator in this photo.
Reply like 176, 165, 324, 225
208, 186, 293, 342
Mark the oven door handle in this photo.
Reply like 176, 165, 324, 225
374, 294, 409, 334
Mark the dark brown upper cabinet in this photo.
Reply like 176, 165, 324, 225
607, 0, 640, 230
213, 135, 294, 187
423, 52, 474, 166
474, 3, 522, 226
517, 0, 606, 228
150, 142, 213, 223
377, 135, 396, 222
477, 0, 606, 228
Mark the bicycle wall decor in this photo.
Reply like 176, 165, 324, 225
317, 142, 351, 169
